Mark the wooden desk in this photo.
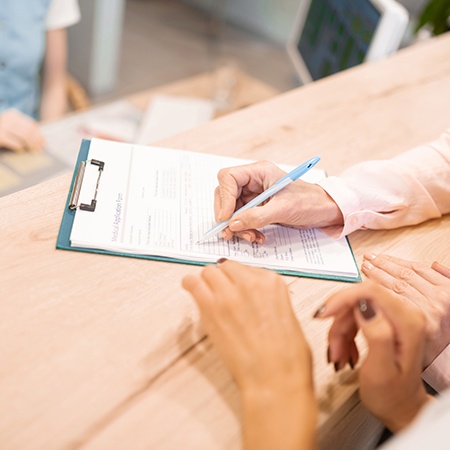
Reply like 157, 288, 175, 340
127, 66, 281, 117
1, 33, 450, 450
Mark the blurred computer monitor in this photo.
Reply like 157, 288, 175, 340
287, 0, 409, 84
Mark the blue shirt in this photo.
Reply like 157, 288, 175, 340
0, 0, 52, 119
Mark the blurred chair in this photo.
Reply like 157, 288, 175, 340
67, 74, 91, 111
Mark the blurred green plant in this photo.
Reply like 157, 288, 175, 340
415, 0, 450, 35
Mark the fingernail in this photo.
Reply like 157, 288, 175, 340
217, 258, 228, 264
364, 253, 377, 261
313, 304, 326, 318
229, 220, 244, 231
241, 232, 253, 242
327, 346, 331, 364
362, 261, 374, 271
358, 299, 377, 320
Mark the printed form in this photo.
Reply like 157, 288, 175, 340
70, 139, 359, 278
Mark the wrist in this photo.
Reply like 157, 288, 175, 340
241, 377, 315, 405
384, 393, 435, 433
307, 183, 344, 228
240, 363, 315, 400
241, 383, 318, 450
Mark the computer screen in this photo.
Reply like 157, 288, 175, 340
299, 0, 380, 80
287, 0, 409, 83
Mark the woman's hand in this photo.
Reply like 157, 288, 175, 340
361, 254, 450, 366
182, 259, 312, 392
316, 281, 433, 432
214, 160, 343, 244
182, 260, 317, 450
0, 109, 45, 152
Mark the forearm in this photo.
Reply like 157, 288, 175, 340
241, 386, 317, 450
378, 390, 450, 449
40, 28, 69, 121
40, 80, 67, 121
317, 130, 450, 238
382, 394, 435, 434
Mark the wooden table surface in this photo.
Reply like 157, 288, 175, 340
1, 33, 450, 450
127, 66, 281, 118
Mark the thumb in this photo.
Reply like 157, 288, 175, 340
214, 185, 237, 223
355, 299, 398, 381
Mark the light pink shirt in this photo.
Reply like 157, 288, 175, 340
317, 129, 450, 392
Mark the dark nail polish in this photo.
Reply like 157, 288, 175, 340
313, 304, 326, 318
217, 258, 228, 264
359, 299, 376, 320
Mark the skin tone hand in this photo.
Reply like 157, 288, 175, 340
318, 255, 450, 371
315, 281, 434, 433
182, 260, 317, 450
214, 160, 343, 243
0, 109, 45, 153
361, 254, 450, 367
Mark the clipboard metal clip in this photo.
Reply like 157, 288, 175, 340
69, 159, 105, 212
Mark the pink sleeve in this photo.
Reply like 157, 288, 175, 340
316, 130, 450, 392
316, 129, 450, 239
422, 345, 450, 393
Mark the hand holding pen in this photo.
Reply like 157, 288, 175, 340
200, 156, 344, 244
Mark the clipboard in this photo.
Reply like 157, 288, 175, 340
57, 139, 361, 282
57, 139, 208, 267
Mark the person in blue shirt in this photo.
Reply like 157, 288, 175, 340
0, 0, 80, 152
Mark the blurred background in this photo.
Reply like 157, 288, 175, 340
68, 0, 430, 103
2, 0, 446, 197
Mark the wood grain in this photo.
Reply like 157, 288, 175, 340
1, 33, 449, 450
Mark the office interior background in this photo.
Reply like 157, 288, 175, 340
68, 0, 429, 104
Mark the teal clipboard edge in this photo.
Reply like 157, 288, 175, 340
56, 140, 361, 283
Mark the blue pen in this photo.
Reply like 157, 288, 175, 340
197, 156, 321, 243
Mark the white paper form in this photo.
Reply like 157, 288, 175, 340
70, 139, 359, 278
134, 95, 215, 145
